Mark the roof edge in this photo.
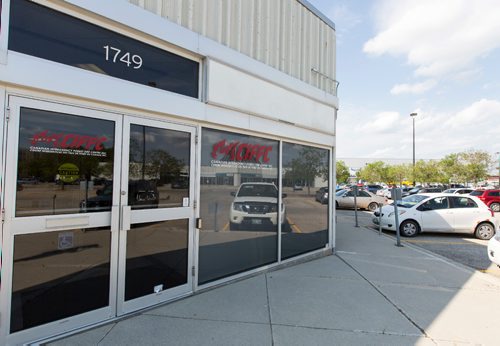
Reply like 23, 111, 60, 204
297, 0, 336, 31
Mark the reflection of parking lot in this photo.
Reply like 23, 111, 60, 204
200, 185, 328, 233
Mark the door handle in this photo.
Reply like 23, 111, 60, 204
121, 205, 131, 231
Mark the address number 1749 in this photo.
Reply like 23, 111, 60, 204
103, 45, 143, 69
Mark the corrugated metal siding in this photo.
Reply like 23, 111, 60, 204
128, 0, 337, 95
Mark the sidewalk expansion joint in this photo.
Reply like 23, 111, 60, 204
265, 273, 275, 346
271, 322, 425, 338
336, 254, 432, 341
142, 313, 271, 326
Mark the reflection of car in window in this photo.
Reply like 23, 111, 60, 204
229, 182, 286, 230
80, 180, 159, 212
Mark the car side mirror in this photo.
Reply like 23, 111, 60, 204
230, 192, 236, 197
282, 193, 287, 199
417, 205, 429, 211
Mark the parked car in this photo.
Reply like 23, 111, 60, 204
229, 182, 286, 230
408, 187, 444, 195
442, 188, 473, 195
365, 184, 383, 194
372, 193, 498, 240
80, 179, 159, 212
315, 187, 329, 204
293, 184, 304, 191
335, 189, 387, 211
487, 230, 500, 267
470, 189, 500, 212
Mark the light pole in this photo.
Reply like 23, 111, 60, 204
410, 112, 417, 186
496, 151, 500, 188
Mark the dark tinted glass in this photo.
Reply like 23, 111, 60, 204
198, 128, 279, 284
281, 143, 329, 260
450, 197, 477, 208
11, 228, 111, 332
9, 0, 199, 98
17, 108, 115, 216
470, 190, 484, 196
125, 219, 188, 301
129, 125, 190, 209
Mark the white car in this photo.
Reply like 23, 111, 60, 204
373, 193, 499, 240
229, 182, 286, 230
488, 230, 500, 267
442, 188, 474, 194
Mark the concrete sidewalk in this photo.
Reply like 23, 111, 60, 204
48, 222, 500, 345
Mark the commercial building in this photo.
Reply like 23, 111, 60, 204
0, 0, 338, 344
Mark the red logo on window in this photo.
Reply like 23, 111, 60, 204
31, 131, 108, 151
211, 140, 273, 163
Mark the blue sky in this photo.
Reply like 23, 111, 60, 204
308, 0, 500, 162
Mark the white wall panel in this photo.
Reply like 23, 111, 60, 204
207, 60, 335, 134
129, 0, 337, 96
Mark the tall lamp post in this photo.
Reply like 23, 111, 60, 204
496, 151, 500, 188
410, 112, 418, 186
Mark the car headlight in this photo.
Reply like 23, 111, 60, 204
388, 210, 406, 217
233, 202, 246, 211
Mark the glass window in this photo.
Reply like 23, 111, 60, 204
16, 108, 115, 216
281, 143, 329, 260
422, 197, 449, 210
198, 129, 279, 284
125, 219, 188, 301
9, 0, 199, 98
359, 191, 371, 197
450, 197, 477, 208
10, 228, 111, 332
129, 125, 190, 209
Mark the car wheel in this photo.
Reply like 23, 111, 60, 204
490, 202, 500, 212
367, 202, 378, 212
475, 222, 495, 240
400, 220, 419, 237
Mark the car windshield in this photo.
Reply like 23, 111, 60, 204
470, 190, 484, 196
408, 188, 420, 193
336, 189, 347, 196
237, 184, 278, 197
398, 194, 428, 208
443, 189, 456, 193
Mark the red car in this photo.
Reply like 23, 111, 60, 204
470, 189, 500, 212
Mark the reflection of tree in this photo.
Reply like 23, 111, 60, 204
17, 146, 114, 185
129, 138, 185, 184
285, 147, 328, 195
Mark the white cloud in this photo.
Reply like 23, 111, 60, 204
357, 111, 400, 133
390, 79, 437, 95
336, 99, 500, 159
444, 99, 500, 129
363, 0, 500, 80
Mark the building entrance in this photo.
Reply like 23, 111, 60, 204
0, 96, 196, 343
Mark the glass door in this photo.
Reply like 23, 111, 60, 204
0, 97, 196, 344
117, 117, 195, 314
1, 96, 123, 343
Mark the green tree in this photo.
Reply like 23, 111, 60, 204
288, 147, 328, 195
336, 160, 350, 184
387, 164, 411, 186
357, 161, 388, 183
459, 150, 492, 184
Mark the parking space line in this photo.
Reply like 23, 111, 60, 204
287, 217, 302, 233
402, 239, 481, 245
222, 222, 229, 231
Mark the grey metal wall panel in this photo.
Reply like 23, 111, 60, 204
129, 0, 337, 95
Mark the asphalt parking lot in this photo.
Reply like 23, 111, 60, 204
336, 209, 500, 279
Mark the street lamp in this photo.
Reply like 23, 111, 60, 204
496, 151, 500, 188
410, 112, 418, 186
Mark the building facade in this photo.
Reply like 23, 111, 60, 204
0, 0, 338, 344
